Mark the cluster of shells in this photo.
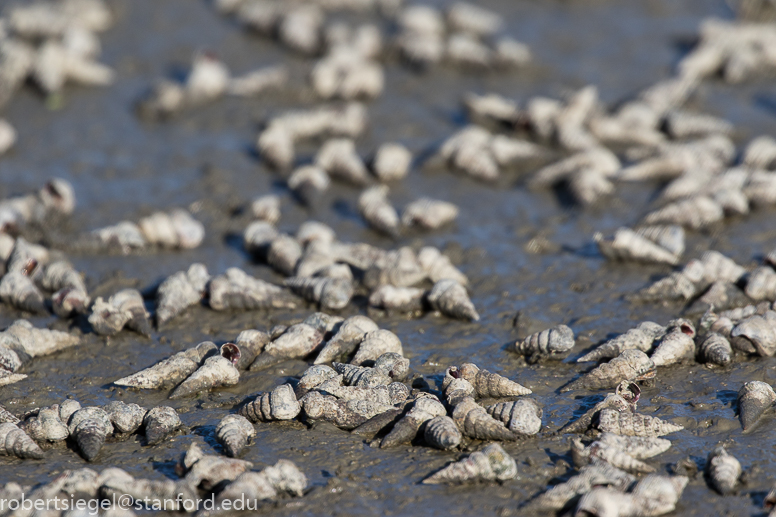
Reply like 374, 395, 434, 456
2, 0, 776, 516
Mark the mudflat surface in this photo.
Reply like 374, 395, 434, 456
1, 0, 776, 515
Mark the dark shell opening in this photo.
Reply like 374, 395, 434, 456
221, 343, 241, 365
22, 258, 38, 276
680, 323, 694, 336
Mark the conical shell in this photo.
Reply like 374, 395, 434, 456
700, 333, 732, 366
418, 246, 469, 286
316, 138, 371, 186
155, 263, 210, 325
380, 397, 446, 448
642, 195, 724, 229
232, 330, 270, 370
563, 350, 655, 392
239, 384, 301, 422
266, 235, 302, 276
423, 415, 462, 450
210, 460, 306, 511
369, 285, 427, 312
0, 271, 47, 314
422, 443, 517, 484
208, 268, 297, 311
706, 445, 740, 495
574, 487, 636, 517
358, 185, 401, 237
597, 433, 671, 459
178, 444, 253, 492
559, 387, 638, 434
745, 266, 776, 301
333, 362, 392, 387
59, 400, 82, 423
577, 322, 665, 363
630, 474, 689, 516
169, 350, 240, 399
143, 406, 182, 445
21, 406, 69, 443
485, 399, 542, 435
373, 352, 410, 380
302, 312, 344, 339
299, 391, 369, 430
633, 271, 697, 302
250, 323, 324, 371
68, 407, 113, 461
452, 396, 516, 441
597, 409, 683, 437
88, 296, 132, 336
314, 315, 379, 365
571, 437, 655, 473
112, 288, 151, 337
104, 401, 147, 434
243, 221, 279, 258
350, 329, 403, 366
515, 324, 574, 362
594, 227, 679, 265
295, 365, 338, 398
402, 198, 459, 230
362, 247, 427, 289
114, 341, 217, 389
216, 414, 256, 457
285, 276, 354, 310
249, 194, 281, 224
287, 165, 330, 206
738, 380, 776, 431
0, 404, 19, 425
650, 327, 696, 366
137, 209, 204, 249
426, 279, 479, 321
372, 142, 411, 182
531, 463, 635, 512
457, 363, 531, 397
0, 422, 44, 459
0, 319, 80, 371
635, 225, 685, 257
731, 313, 776, 357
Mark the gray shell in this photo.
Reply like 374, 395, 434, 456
285, 276, 354, 310
358, 185, 401, 237
594, 227, 679, 265
402, 198, 459, 230
515, 324, 575, 362
485, 399, 542, 435
104, 401, 147, 434
155, 263, 210, 325
266, 235, 302, 276
454, 363, 531, 397
577, 322, 665, 363
529, 463, 635, 512
168, 351, 240, 399
745, 266, 776, 301
216, 414, 256, 457
423, 415, 462, 450
563, 349, 655, 392
731, 312, 776, 357
0, 422, 44, 459
299, 391, 369, 430
738, 380, 776, 431
597, 409, 684, 437
452, 396, 516, 441
295, 365, 338, 398
571, 437, 656, 473
597, 433, 672, 459
240, 384, 301, 422
417, 246, 469, 286
426, 279, 479, 321
380, 396, 446, 448
333, 362, 392, 388
650, 326, 696, 366
0, 319, 80, 372
68, 407, 113, 461
368, 285, 426, 312
208, 268, 297, 311
114, 341, 217, 389
706, 445, 741, 495
350, 329, 403, 366
21, 405, 69, 443
422, 443, 517, 484
143, 406, 182, 445
0, 270, 47, 314
700, 333, 733, 366
250, 323, 324, 371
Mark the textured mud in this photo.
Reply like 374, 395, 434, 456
1, 0, 776, 515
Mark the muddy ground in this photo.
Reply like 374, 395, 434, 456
1, 0, 776, 515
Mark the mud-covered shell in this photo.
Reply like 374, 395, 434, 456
143, 406, 182, 445
21, 406, 69, 443
104, 401, 147, 435
209, 268, 297, 311
0, 271, 48, 314
422, 443, 517, 484
169, 353, 240, 399
380, 396, 446, 448
68, 407, 113, 461
0, 319, 80, 372
239, 384, 301, 422
333, 362, 392, 388
114, 341, 217, 390
456, 363, 532, 397
594, 227, 680, 265
577, 321, 665, 363
423, 415, 462, 450
285, 276, 354, 311
650, 326, 696, 366
485, 399, 542, 435
515, 324, 575, 362
0, 422, 44, 459
571, 438, 655, 473
250, 323, 324, 371
706, 445, 741, 495
530, 463, 635, 512
564, 349, 656, 392
295, 365, 338, 398
401, 198, 459, 230
426, 279, 479, 321
737, 380, 776, 431
299, 391, 369, 430
155, 263, 210, 325
597, 409, 684, 437
373, 352, 410, 381
700, 333, 733, 366
731, 313, 776, 357
232, 330, 270, 370
452, 396, 516, 441
596, 433, 672, 459
216, 414, 256, 457
350, 329, 403, 366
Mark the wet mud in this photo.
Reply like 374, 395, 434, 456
1, 0, 776, 515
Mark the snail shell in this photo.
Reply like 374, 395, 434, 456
178, 442, 253, 492
0, 319, 80, 372
515, 324, 575, 362
746, 266, 776, 301
231, 329, 270, 370
155, 263, 210, 326
249, 194, 281, 224
427, 279, 479, 321
456, 363, 531, 397
422, 443, 517, 484
371, 143, 411, 182
594, 227, 679, 265
423, 415, 462, 450
21, 405, 69, 443
114, 341, 217, 390
211, 460, 306, 510
571, 437, 655, 473
215, 414, 255, 457
650, 325, 696, 367
137, 209, 204, 249
738, 380, 776, 431
451, 396, 516, 441
530, 463, 634, 512
630, 474, 689, 516
731, 312, 776, 357
295, 364, 338, 398
369, 285, 426, 312
240, 384, 301, 422
380, 396, 446, 448
597, 433, 672, 459
299, 391, 368, 430
402, 198, 459, 230
208, 267, 297, 311
333, 362, 392, 388
350, 329, 403, 366
485, 399, 542, 435
574, 487, 636, 517
104, 401, 147, 435
284, 276, 354, 311
597, 409, 684, 437
358, 185, 401, 237
169, 345, 240, 399
577, 322, 665, 363
0, 422, 44, 459
266, 235, 302, 277
143, 406, 182, 446
635, 225, 685, 257
743, 135, 776, 169
700, 333, 732, 366
559, 383, 639, 434
418, 246, 469, 286
250, 323, 323, 371
706, 445, 741, 495
288, 165, 331, 206
315, 138, 370, 186
0, 270, 47, 314
315, 315, 378, 365
642, 195, 724, 230
68, 407, 113, 461
227, 65, 287, 97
